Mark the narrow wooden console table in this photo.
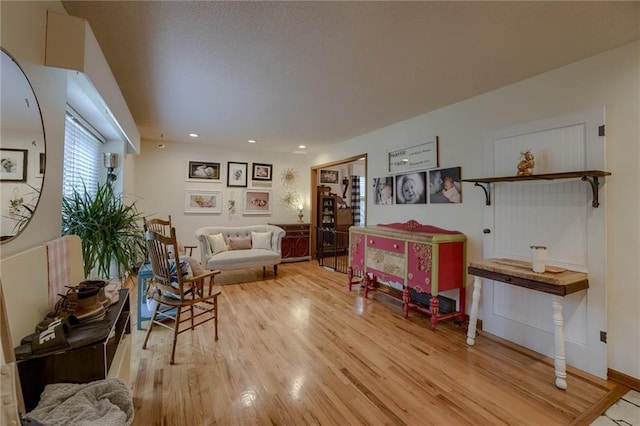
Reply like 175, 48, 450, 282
466, 259, 588, 390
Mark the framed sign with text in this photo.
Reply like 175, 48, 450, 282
388, 137, 439, 174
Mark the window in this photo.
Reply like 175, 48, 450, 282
62, 109, 104, 198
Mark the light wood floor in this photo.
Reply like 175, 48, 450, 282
127, 262, 626, 425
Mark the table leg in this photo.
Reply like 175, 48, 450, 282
466, 276, 482, 346
402, 286, 410, 318
429, 295, 439, 330
363, 274, 371, 298
458, 280, 467, 324
552, 295, 568, 390
348, 266, 354, 291
137, 274, 144, 330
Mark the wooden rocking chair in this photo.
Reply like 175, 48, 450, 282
142, 226, 221, 364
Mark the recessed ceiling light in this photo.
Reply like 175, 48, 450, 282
402, 158, 409, 162
189, 133, 199, 138
298, 145, 306, 149
158, 143, 166, 149
248, 139, 257, 144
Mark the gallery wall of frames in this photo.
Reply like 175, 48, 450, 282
373, 137, 462, 206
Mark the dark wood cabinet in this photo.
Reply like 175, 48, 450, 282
317, 193, 353, 253
270, 223, 311, 262
17, 289, 131, 411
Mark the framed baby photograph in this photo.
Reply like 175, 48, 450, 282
372, 176, 394, 205
252, 163, 272, 181
186, 160, 221, 182
395, 172, 427, 204
184, 190, 222, 214
429, 167, 462, 204
227, 161, 248, 187
243, 190, 271, 215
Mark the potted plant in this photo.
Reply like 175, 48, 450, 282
62, 182, 146, 279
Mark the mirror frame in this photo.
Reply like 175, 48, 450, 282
1, 47, 46, 243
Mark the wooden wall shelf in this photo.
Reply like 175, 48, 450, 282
462, 170, 611, 208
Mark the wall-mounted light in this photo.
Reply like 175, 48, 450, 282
297, 203, 304, 223
104, 152, 119, 183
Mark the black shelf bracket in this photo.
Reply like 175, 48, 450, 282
582, 175, 602, 208
474, 182, 492, 206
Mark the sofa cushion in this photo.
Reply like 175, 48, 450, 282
251, 231, 272, 250
206, 233, 228, 255
204, 249, 280, 271
229, 236, 252, 250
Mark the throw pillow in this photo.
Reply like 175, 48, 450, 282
206, 233, 228, 255
167, 241, 185, 259
251, 231, 272, 250
182, 256, 206, 277
228, 236, 252, 250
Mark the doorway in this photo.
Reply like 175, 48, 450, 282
310, 154, 367, 263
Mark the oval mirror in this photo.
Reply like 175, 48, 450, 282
1, 48, 46, 243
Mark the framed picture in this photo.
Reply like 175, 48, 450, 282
429, 167, 462, 204
227, 161, 248, 187
395, 171, 427, 204
372, 176, 394, 205
243, 190, 271, 215
35, 152, 45, 178
252, 163, 272, 181
186, 160, 221, 182
319, 169, 339, 184
184, 190, 222, 214
388, 137, 439, 173
0, 148, 27, 182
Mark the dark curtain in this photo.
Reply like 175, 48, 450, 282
351, 175, 361, 225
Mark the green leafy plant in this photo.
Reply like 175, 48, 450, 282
62, 182, 146, 279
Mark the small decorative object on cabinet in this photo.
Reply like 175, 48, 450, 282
17, 289, 131, 411
462, 170, 611, 207
516, 150, 535, 176
269, 223, 311, 262
348, 220, 466, 330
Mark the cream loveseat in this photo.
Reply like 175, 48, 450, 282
195, 225, 285, 276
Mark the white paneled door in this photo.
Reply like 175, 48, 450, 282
481, 106, 607, 379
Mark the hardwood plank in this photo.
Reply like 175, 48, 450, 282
127, 262, 621, 425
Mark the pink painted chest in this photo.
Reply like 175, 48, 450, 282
348, 220, 467, 329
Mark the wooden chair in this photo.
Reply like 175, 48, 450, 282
142, 226, 221, 364
143, 215, 172, 236
143, 216, 196, 256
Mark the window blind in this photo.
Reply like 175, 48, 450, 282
63, 111, 104, 198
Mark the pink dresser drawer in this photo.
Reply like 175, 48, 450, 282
366, 236, 405, 254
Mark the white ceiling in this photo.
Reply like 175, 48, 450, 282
60, 1, 640, 154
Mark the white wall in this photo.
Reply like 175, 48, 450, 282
310, 41, 640, 380
134, 139, 311, 261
